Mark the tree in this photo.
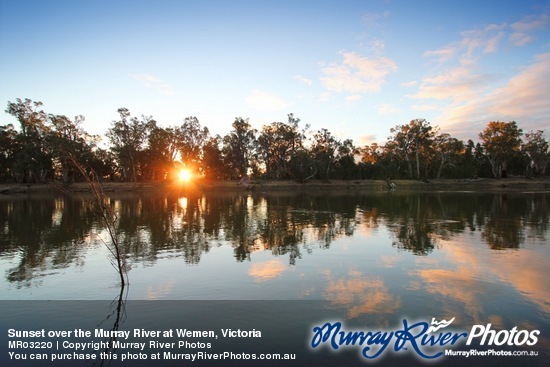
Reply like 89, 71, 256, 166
222, 118, 256, 178
311, 128, 340, 180
48, 114, 93, 184
202, 135, 226, 180
107, 108, 155, 181
387, 122, 415, 178
522, 130, 549, 176
479, 121, 523, 178
5, 98, 52, 183
257, 114, 305, 179
143, 126, 179, 180
433, 133, 464, 179
334, 139, 358, 179
0, 124, 20, 182
177, 116, 209, 175
386, 119, 434, 179
288, 148, 316, 183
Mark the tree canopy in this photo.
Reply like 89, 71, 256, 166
2, 98, 548, 184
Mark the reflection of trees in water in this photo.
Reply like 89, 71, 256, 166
354, 193, 548, 254
0, 196, 98, 285
1, 192, 548, 285
224, 194, 357, 265
482, 195, 525, 249
355, 194, 468, 256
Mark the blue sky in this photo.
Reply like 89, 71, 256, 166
1, 0, 549, 145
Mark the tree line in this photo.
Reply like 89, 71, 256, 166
1, 98, 548, 184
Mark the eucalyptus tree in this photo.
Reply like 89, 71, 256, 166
0, 124, 20, 182
387, 119, 435, 179
288, 149, 316, 183
257, 114, 305, 179
48, 114, 93, 184
433, 133, 464, 179
479, 121, 523, 178
310, 128, 340, 180
202, 135, 226, 180
5, 98, 52, 183
177, 116, 210, 175
143, 126, 179, 180
222, 118, 257, 178
107, 108, 156, 181
334, 138, 358, 179
522, 130, 549, 176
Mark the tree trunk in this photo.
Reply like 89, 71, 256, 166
415, 148, 420, 180
405, 155, 413, 178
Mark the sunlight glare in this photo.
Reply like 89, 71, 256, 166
178, 169, 192, 182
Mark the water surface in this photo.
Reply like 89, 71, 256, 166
1, 191, 548, 365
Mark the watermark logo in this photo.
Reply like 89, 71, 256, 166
310, 318, 540, 361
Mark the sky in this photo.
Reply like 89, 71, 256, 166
1, 0, 549, 145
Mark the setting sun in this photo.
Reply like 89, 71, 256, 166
177, 169, 192, 182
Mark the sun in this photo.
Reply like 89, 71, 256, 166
177, 169, 192, 182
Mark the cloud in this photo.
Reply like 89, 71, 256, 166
361, 11, 390, 26
245, 89, 288, 111
510, 13, 550, 46
425, 12, 549, 66
411, 65, 494, 102
370, 39, 385, 54
324, 272, 400, 318
438, 53, 550, 137
357, 134, 378, 145
424, 23, 507, 64
131, 73, 174, 95
294, 75, 312, 86
249, 259, 286, 281
377, 103, 400, 115
423, 46, 457, 63
320, 51, 397, 95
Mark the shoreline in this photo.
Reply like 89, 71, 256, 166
1, 177, 550, 195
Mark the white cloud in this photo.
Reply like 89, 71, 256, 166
510, 13, 550, 46
425, 12, 549, 65
131, 73, 174, 95
423, 47, 457, 63
438, 53, 550, 138
424, 23, 507, 64
411, 65, 494, 102
370, 39, 385, 54
294, 75, 312, 86
358, 134, 378, 145
485, 52, 550, 119
245, 90, 288, 112
320, 51, 397, 95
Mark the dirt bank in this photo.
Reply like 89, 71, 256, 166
1, 177, 549, 195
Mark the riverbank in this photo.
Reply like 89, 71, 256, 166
1, 177, 550, 195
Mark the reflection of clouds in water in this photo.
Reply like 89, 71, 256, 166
412, 237, 550, 325
378, 254, 400, 268
324, 270, 400, 319
487, 249, 550, 314
146, 278, 176, 300
416, 266, 488, 324
248, 259, 286, 281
